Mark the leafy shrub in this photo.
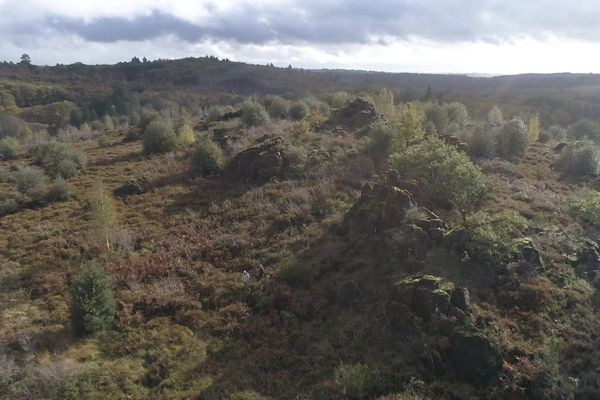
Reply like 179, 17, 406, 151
0, 136, 19, 159
13, 166, 49, 203
46, 177, 74, 202
91, 119, 105, 132
176, 123, 196, 147
528, 114, 541, 142
142, 119, 176, 154
568, 119, 600, 142
288, 101, 309, 121
389, 139, 487, 213
241, 102, 269, 127
568, 190, 600, 226
70, 264, 116, 336
102, 115, 115, 131
461, 210, 528, 267
497, 117, 529, 160
334, 362, 378, 399
97, 135, 111, 148
191, 138, 224, 175
424, 103, 449, 134
128, 110, 141, 126
468, 125, 496, 159
445, 101, 470, 132
330, 91, 351, 108
205, 105, 224, 123
138, 109, 161, 132
558, 140, 600, 176
545, 125, 567, 141
369, 118, 395, 152
30, 142, 87, 178
123, 128, 140, 142
0, 194, 19, 216
264, 95, 289, 119
89, 188, 117, 251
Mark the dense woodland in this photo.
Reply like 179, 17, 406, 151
2, 57, 600, 399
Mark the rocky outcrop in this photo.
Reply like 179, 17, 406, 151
325, 98, 378, 131
515, 238, 546, 277
344, 182, 413, 234
113, 176, 149, 198
390, 274, 470, 321
225, 136, 301, 183
574, 239, 600, 280
450, 328, 503, 387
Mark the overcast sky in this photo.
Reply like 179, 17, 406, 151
2, 0, 600, 74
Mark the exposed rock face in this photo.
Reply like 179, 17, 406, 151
344, 182, 414, 234
575, 239, 600, 280
390, 274, 471, 321
450, 287, 470, 311
225, 136, 299, 183
450, 328, 503, 387
343, 182, 447, 252
326, 98, 378, 131
221, 109, 243, 120
515, 238, 546, 277
113, 177, 149, 198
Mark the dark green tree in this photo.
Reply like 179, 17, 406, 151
70, 264, 116, 336
19, 54, 31, 65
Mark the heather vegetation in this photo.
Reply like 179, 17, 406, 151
2, 58, 600, 400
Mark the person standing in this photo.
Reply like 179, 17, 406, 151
241, 270, 250, 288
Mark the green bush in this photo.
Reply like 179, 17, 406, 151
142, 119, 176, 154
369, 118, 395, 152
46, 177, 74, 202
241, 101, 269, 127
542, 125, 566, 142
13, 166, 49, 203
128, 110, 141, 126
461, 210, 528, 267
288, 101, 309, 121
138, 109, 161, 132
205, 105, 224, 123
70, 264, 116, 336
468, 125, 496, 159
0, 136, 19, 159
191, 138, 224, 175
97, 135, 111, 148
176, 123, 196, 147
30, 142, 87, 178
0, 194, 19, 216
264, 95, 289, 119
568, 190, 600, 226
389, 139, 487, 213
559, 140, 600, 176
424, 103, 449, 135
334, 362, 378, 399
568, 119, 600, 142
330, 91, 351, 108
497, 117, 529, 160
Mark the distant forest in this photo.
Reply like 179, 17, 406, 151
2, 56, 600, 127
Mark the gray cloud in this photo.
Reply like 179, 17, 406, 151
41, 1, 600, 45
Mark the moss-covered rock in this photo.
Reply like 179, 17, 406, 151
226, 135, 303, 183
391, 274, 457, 321
344, 182, 414, 234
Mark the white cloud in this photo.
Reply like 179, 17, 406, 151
1, 0, 600, 73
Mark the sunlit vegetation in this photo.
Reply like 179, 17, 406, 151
2, 57, 600, 400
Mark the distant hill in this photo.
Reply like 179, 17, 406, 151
3, 57, 600, 96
